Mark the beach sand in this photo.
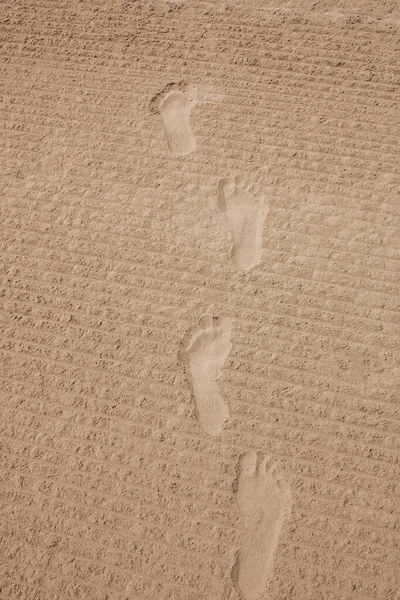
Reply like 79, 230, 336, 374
1, 1, 399, 598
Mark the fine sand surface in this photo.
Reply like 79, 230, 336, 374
1, 1, 400, 599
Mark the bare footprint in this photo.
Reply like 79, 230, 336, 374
232, 451, 292, 600
218, 175, 269, 272
150, 81, 197, 156
179, 315, 232, 435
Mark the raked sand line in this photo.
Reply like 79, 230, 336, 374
232, 451, 292, 600
150, 81, 197, 156
179, 315, 232, 435
218, 175, 269, 272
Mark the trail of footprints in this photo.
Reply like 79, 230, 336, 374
151, 82, 291, 599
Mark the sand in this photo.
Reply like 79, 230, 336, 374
1, 0, 399, 599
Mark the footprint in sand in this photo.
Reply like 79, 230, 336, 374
180, 315, 232, 435
232, 451, 292, 600
150, 81, 197, 156
218, 175, 269, 272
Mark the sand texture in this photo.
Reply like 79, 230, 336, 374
1, 1, 400, 599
